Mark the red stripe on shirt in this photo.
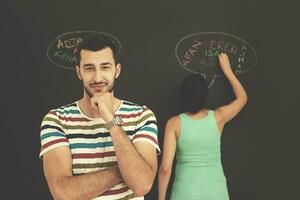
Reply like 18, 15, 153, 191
73, 151, 115, 159
119, 113, 140, 118
49, 111, 90, 122
133, 134, 157, 144
119, 108, 149, 119
42, 138, 68, 150
101, 187, 129, 196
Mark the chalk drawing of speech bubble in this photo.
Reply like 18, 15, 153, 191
175, 32, 257, 87
47, 31, 121, 70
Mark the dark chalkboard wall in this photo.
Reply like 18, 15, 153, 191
1, 0, 299, 199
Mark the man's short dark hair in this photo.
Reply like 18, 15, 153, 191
180, 74, 209, 114
76, 35, 119, 65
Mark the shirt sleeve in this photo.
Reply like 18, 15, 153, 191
39, 110, 69, 158
132, 106, 161, 154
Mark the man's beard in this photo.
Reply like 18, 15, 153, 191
84, 80, 115, 98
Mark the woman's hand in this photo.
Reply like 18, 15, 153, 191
218, 53, 234, 75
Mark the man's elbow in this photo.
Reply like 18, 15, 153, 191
50, 186, 68, 200
50, 186, 71, 200
49, 181, 75, 200
132, 182, 153, 197
131, 174, 155, 197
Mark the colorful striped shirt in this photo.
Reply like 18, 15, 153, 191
39, 100, 160, 200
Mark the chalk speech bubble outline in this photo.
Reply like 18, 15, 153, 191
47, 31, 121, 70
175, 32, 258, 87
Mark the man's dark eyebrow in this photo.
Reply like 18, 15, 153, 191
83, 63, 94, 67
100, 62, 113, 66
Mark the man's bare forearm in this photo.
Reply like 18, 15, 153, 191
49, 166, 122, 200
109, 126, 155, 196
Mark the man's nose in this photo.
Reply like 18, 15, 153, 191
94, 68, 103, 82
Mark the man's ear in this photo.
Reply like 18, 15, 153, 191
115, 63, 121, 79
76, 65, 82, 80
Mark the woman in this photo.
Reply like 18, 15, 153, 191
158, 53, 248, 200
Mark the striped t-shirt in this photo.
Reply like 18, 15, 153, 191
39, 100, 160, 200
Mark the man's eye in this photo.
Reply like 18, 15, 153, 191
85, 67, 92, 71
102, 66, 110, 70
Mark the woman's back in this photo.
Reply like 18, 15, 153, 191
171, 110, 229, 200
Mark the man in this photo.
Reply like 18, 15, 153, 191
39, 35, 160, 200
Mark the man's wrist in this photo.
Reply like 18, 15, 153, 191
105, 115, 124, 130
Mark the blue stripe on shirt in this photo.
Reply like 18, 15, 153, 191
40, 132, 65, 140
70, 141, 113, 149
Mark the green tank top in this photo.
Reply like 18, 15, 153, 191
175, 110, 226, 183
170, 110, 229, 200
